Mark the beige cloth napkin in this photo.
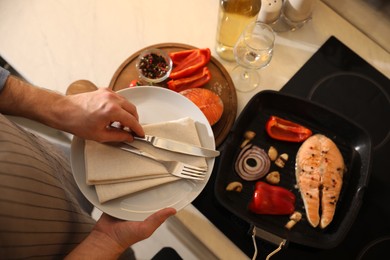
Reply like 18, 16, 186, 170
94, 176, 178, 204
84, 117, 208, 203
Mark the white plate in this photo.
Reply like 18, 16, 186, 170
71, 86, 216, 221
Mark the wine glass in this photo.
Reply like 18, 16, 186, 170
231, 22, 275, 92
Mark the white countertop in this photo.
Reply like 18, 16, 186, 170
1, 0, 389, 259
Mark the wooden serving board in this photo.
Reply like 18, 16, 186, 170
109, 43, 238, 147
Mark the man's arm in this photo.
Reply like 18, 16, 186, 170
0, 70, 144, 142
0, 73, 65, 126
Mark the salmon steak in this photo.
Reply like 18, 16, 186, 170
296, 134, 345, 229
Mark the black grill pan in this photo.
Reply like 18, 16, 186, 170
214, 90, 372, 248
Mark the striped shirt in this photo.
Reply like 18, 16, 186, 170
0, 114, 95, 259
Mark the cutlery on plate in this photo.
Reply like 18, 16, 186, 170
109, 122, 219, 158
131, 135, 220, 158
113, 142, 208, 181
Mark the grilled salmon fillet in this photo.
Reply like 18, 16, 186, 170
296, 134, 345, 229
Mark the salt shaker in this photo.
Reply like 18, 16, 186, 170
258, 0, 283, 24
282, 0, 317, 28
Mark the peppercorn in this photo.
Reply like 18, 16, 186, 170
138, 53, 169, 79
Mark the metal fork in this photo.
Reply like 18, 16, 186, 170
115, 143, 207, 181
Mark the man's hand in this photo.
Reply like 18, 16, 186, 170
58, 88, 145, 142
65, 208, 177, 259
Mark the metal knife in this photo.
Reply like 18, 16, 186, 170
127, 135, 220, 158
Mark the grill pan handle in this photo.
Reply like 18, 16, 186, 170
250, 225, 287, 260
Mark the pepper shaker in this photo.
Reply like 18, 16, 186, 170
282, 0, 317, 29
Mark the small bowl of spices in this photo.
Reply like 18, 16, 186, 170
136, 48, 172, 84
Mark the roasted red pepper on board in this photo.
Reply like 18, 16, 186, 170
249, 182, 295, 215
170, 49, 199, 65
265, 116, 312, 142
169, 48, 211, 79
167, 67, 211, 92
129, 79, 142, 87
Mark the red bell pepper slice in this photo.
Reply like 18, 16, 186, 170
169, 49, 198, 65
249, 182, 295, 215
170, 48, 211, 66
265, 116, 312, 142
169, 48, 211, 79
167, 67, 211, 92
128, 79, 142, 87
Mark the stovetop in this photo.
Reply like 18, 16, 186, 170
192, 36, 390, 259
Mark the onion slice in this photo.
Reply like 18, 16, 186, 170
235, 144, 271, 181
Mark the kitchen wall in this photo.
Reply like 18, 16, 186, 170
321, 0, 390, 53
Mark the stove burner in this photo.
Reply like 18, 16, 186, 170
357, 236, 390, 260
308, 72, 390, 150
